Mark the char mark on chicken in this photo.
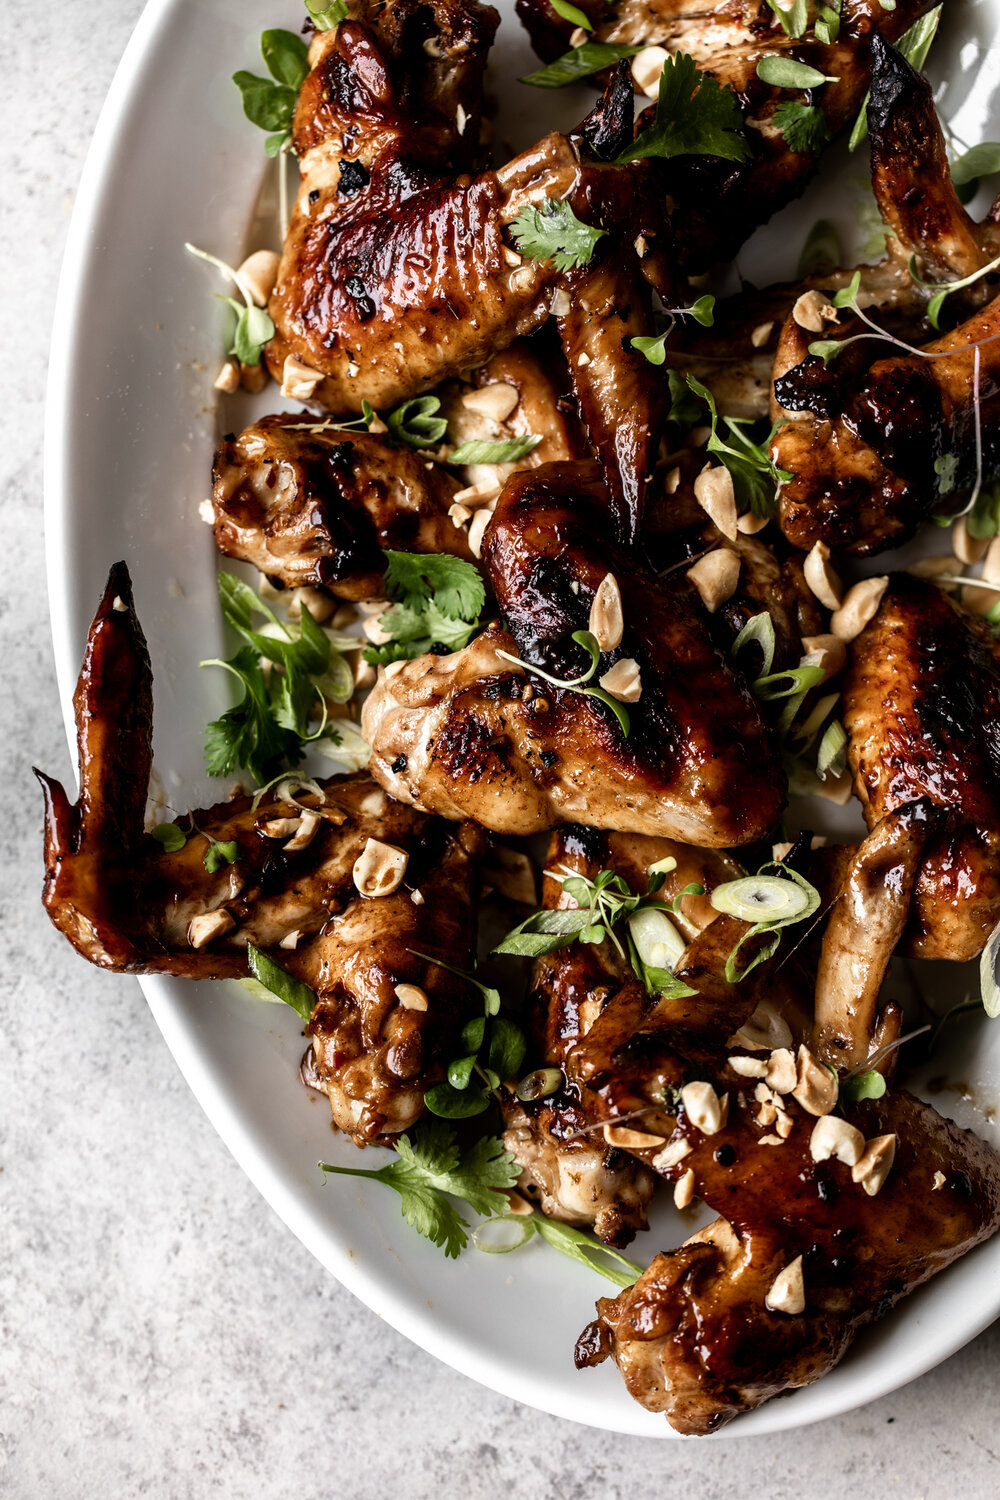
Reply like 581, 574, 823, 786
841, 574, 1000, 961
516, 0, 939, 270
362, 461, 785, 841
36, 564, 487, 1144
211, 413, 474, 599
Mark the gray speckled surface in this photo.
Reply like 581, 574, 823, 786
4, 2, 1000, 1494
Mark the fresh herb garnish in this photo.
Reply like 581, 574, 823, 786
765, 0, 808, 39
494, 630, 631, 736
848, 5, 942, 151
798, 217, 842, 276
473, 1212, 643, 1288
319, 1119, 520, 1258
185, 243, 276, 365
773, 100, 832, 155
305, 0, 348, 28
449, 435, 542, 465
151, 822, 187, 853
363, 551, 487, 667
521, 41, 642, 89
731, 611, 777, 677
756, 57, 839, 90
386, 395, 449, 450
840, 1068, 887, 1103
494, 857, 698, 1001
410, 953, 526, 1120
951, 142, 1000, 203
548, 0, 593, 27
246, 942, 317, 1022
711, 864, 821, 981
981, 918, 1000, 1018
908, 247, 1000, 331
202, 572, 353, 781
617, 53, 750, 165
967, 481, 1000, 538
630, 295, 716, 365
684, 375, 790, 517
813, 0, 842, 44
233, 27, 309, 157
508, 197, 607, 271
203, 838, 239, 874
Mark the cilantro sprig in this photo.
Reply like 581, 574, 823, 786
494, 858, 699, 1001
617, 53, 749, 166
773, 100, 832, 155
202, 572, 355, 782
319, 1119, 520, 1258
363, 551, 487, 667
509, 198, 607, 271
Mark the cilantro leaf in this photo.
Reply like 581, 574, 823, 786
684, 375, 790, 517
382, 551, 486, 620
319, 1120, 520, 1258
509, 198, 607, 271
521, 42, 642, 89
772, 100, 832, 155
617, 53, 750, 166
203, 646, 305, 782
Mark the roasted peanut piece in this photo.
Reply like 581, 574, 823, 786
830, 576, 889, 641
792, 290, 837, 334
765, 1048, 797, 1094
461, 382, 519, 423
851, 1133, 896, 1196
803, 540, 843, 610
792, 1046, 838, 1116
237, 248, 280, 307
687, 549, 741, 612
284, 810, 321, 852
599, 658, 642, 702
953, 515, 989, 565
631, 45, 669, 97
353, 838, 409, 897
728, 1054, 768, 1078
694, 463, 738, 540
281, 355, 324, 402
673, 1168, 696, 1209
809, 1115, 865, 1166
188, 909, 235, 949
766, 1255, 805, 1314
728, 1000, 793, 1052
394, 983, 429, 1011
602, 1124, 666, 1150
681, 1081, 727, 1135
652, 1138, 692, 1172
589, 574, 624, 651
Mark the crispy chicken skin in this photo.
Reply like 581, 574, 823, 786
212, 413, 472, 599
362, 462, 784, 841
516, 0, 936, 270
842, 575, 1000, 961
576, 1088, 1000, 1434
36, 564, 487, 1144
771, 40, 1000, 556
500, 826, 741, 1244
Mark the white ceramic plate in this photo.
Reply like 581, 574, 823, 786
45, 0, 1000, 1437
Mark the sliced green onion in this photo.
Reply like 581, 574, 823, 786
246, 943, 317, 1022
472, 1215, 537, 1253
817, 718, 847, 779
711, 875, 811, 924
732, 611, 776, 677
515, 1067, 564, 1103
754, 664, 827, 701
628, 906, 686, 974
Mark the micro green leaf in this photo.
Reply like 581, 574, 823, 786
150, 823, 187, 853
840, 1068, 888, 1103
203, 839, 239, 874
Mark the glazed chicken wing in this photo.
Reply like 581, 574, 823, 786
362, 461, 784, 842
36, 563, 486, 1143
841, 574, 1000, 961
576, 1087, 1000, 1434
516, 0, 937, 270
266, 7, 672, 539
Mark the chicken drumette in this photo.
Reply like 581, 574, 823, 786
362, 461, 784, 842
36, 564, 486, 1144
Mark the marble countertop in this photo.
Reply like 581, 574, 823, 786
4, 1, 1000, 1493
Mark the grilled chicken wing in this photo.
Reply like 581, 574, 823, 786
36, 563, 486, 1143
841, 574, 1000, 960
576, 1087, 1000, 1434
516, 0, 936, 270
266, 9, 671, 539
211, 413, 472, 599
362, 461, 784, 841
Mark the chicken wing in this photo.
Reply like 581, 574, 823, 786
362, 461, 784, 842
516, 0, 938, 270
841, 574, 1000, 960
36, 563, 486, 1143
576, 1087, 1000, 1434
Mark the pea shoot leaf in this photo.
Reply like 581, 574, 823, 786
319, 1120, 520, 1257
232, 27, 309, 152
509, 198, 607, 271
617, 53, 750, 166
840, 1069, 887, 1104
